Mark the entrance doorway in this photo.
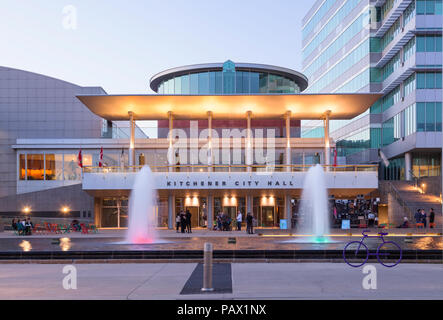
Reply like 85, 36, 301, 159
185, 206, 199, 228
261, 206, 275, 227
223, 206, 237, 220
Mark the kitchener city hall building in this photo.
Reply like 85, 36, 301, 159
0, 61, 381, 229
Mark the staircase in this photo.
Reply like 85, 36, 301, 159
390, 180, 442, 225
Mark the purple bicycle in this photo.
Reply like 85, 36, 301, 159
343, 230, 402, 267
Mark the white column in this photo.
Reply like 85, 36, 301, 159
168, 194, 175, 230
207, 195, 213, 230
128, 111, 135, 167
323, 110, 331, 168
285, 111, 291, 172
207, 111, 213, 172
405, 152, 412, 181
246, 111, 252, 172
246, 194, 252, 216
168, 111, 174, 172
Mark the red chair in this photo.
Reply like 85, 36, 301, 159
80, 223, 89, 234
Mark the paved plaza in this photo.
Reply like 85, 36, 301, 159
0, 263, 442, 300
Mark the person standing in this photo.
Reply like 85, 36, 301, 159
236, 211, 242, 231
180, 210, 186, 233
421, 209, 427, 228
175, 213, 181, 233
429, 208, 435, 229
246, 212, 253, 234
414, 209, 422, 227
367, 212, 375, 227
186, 209, 192, 233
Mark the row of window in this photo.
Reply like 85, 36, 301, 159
307, 40, 370, 93
382, 101, 442, 146
302, 0, 337, 41
303, 0, 363, 61
304, 12, 368, 79
19, 153, 92, 181
404, 1, 416, 25
416, 0, 443, 15
157, 71, 300, 95
416, 35, 443, 52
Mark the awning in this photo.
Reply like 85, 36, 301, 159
77, 93, 382, 120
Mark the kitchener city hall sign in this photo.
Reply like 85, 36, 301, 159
158, 172, 306, 190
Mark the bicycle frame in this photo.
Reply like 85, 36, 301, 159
355, 231, 388, 255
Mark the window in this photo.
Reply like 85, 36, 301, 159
417, 102, 426, 131
426, 102, 436, 131
19, 154, 26, 180
198, 72, 209, 94
45, 154, 63, 180
416, 72, 442, 89
181, 75, 190, 94
27, 154, 44, 180
404, 74, 416, 97
190, 73, 198, 94
417, 0, 442, 14
64, 154, 82, 180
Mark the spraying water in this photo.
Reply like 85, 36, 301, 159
287, 164, 332, 243
125, 166, 158, 244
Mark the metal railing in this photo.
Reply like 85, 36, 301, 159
83, 164, 378, 174
386, 181, 413, 222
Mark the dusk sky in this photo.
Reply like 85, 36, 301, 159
1, 0, 314, 94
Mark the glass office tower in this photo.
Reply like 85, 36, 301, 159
302, 0, 442, 180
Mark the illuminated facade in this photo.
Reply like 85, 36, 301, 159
0, 62, 380, 229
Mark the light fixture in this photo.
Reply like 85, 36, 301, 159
22, 206, 31, 214
61, 206, 70, 213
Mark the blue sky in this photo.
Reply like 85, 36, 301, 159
1, 0, 314, 94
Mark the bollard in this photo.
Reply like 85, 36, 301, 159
201, 242, 214, 292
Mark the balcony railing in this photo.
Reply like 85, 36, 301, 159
83, 164, 378, 174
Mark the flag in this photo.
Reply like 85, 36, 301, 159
77, 149, 83, 168
333, 148, 337, 167
99, 147, 103, 167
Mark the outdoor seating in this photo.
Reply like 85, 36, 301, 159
14, 221, 98, 235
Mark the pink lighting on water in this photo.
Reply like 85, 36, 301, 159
126, 166, 158, 244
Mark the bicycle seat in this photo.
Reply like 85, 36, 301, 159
378, 232, 388, 236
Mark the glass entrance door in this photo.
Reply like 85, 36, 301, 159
185, 206, 199, 227
223, 206, 237, 220
261, 206, 275, 227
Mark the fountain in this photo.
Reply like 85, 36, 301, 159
125, 166, 159, 244
284, 164, 334, 243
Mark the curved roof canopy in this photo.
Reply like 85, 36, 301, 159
149, 62, 309, 92
77, 93, 382, 120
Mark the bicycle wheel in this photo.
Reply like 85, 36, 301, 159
377, 241, 402, 267
343, 241, 369, 267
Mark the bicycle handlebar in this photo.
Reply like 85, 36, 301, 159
362, 229, 371, 236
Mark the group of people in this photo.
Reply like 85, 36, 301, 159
175, 209, 192, 233
11, 218, 33, 235
215, 211, 233, 231
414, 208, 435, 228
215, 211, 254, 234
